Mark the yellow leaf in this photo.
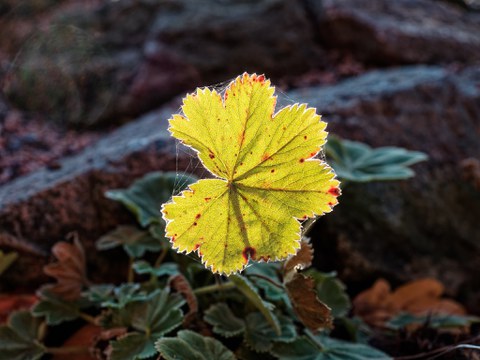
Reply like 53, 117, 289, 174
162, 73, 340, 274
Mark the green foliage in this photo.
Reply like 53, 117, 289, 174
133, 260, 179, 277
271, 333, 391, 360
325, 136, 427, 182
304, 270, 351, 318
229, 274, 280, 334
204, 303, 245, 337
156, 330, 236, 360
0, 311, 45, 360
105, 171, 197, 228
96, 225, 162, 258
244, 312, 296, 352
109, 289, 185, 360
32, 290, 90, 325
0, 250, 18, 277
387, 312, 480, 330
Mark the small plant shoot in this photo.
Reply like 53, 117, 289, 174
162, 73, 340, 274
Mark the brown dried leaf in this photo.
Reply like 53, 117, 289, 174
387, 278, 444, 310
41, 234, 90, 301
353, 279, 391, 317
168, 273, 198, 326
284, 238, 313, 276
285, 273, 333, 331
91, 327, 128, 360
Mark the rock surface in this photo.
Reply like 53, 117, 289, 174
0, 102, 196, 291
289, 66, 480, 308
317, 0, 480, 64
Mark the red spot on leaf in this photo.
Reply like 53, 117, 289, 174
209, 153, 215, 159
204, 197, 211, 202
261, 153, 270, 161
193, 222, 197, 226
254, 74, 265, 83
304, 135, 307, 140
259, 255, 271, 262
271, 169, 275, 173
299, 158, 305, 163
310, 152, 316, 157
194, 244, 200, 251
242, 247, 256, 263
195, 213, 201, 219
328, 187, 340, 197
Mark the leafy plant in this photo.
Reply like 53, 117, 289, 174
325, 135, 427, 182
0, 74, 435, 360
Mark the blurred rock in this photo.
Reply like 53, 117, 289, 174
0, 102, 196, 291
317, 0, 480, 64
289, 65, 480, 308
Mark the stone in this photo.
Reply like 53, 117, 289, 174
289, 65, 480, 309
0, 102, 197, 291
316, 0, 480, 64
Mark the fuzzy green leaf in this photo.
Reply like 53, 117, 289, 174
325, 136, 427, 182
204, 303, 246, 337
96, 226, 162, 258
272, 334, 391, 360
229, 274, 280, 335
245, 263, 286, 302
0, 250, 18, 277
110, 333, 155, 360
155, 330, 236, 360
304, 270, 351, 318
387, 312, 480, 330
244, 312, 296, 353
106, 171, 197, 227
99, 283, 150, 309
84, 284, 115, 304
0, 311, 45, 360
32, 290, 89, 325
109, 289, 185, 360
133, 261, 179, 277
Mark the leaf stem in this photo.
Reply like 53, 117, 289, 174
46, 345, 90, 355
154, 246, 169, 268
127, 257, 134, 283
247, 274, 284, 289
79, 312, 98, 326
193, 281, 236, 295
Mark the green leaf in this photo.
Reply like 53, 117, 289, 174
245, 262, 287, 302
84, 284, 115, 304
0, 250, 18, 277
0, 311, 45, 360
236, 344, 276, 360
272, 334, 391, 360
132, 261, 179, 277
155, 330, 236, 360
229, 274, 280, 335
109, 289, 185, 360
325, 136, 427, 182
244, 312, 296, 353
387, 312, 480, 330
96, 226, 162, 258
204, 303, 245, 337
32, 290, 89, 325
304, 270, 351, 318
110, 332, 155, 360
106, 171, 198, 227
100, 283, 150, 309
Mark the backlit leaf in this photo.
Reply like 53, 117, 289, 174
106, 171, 197, 228
162, 73, 340, 274
156, 330, 236, 360
0, 311, 45, 360
325, 136, 427, 182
